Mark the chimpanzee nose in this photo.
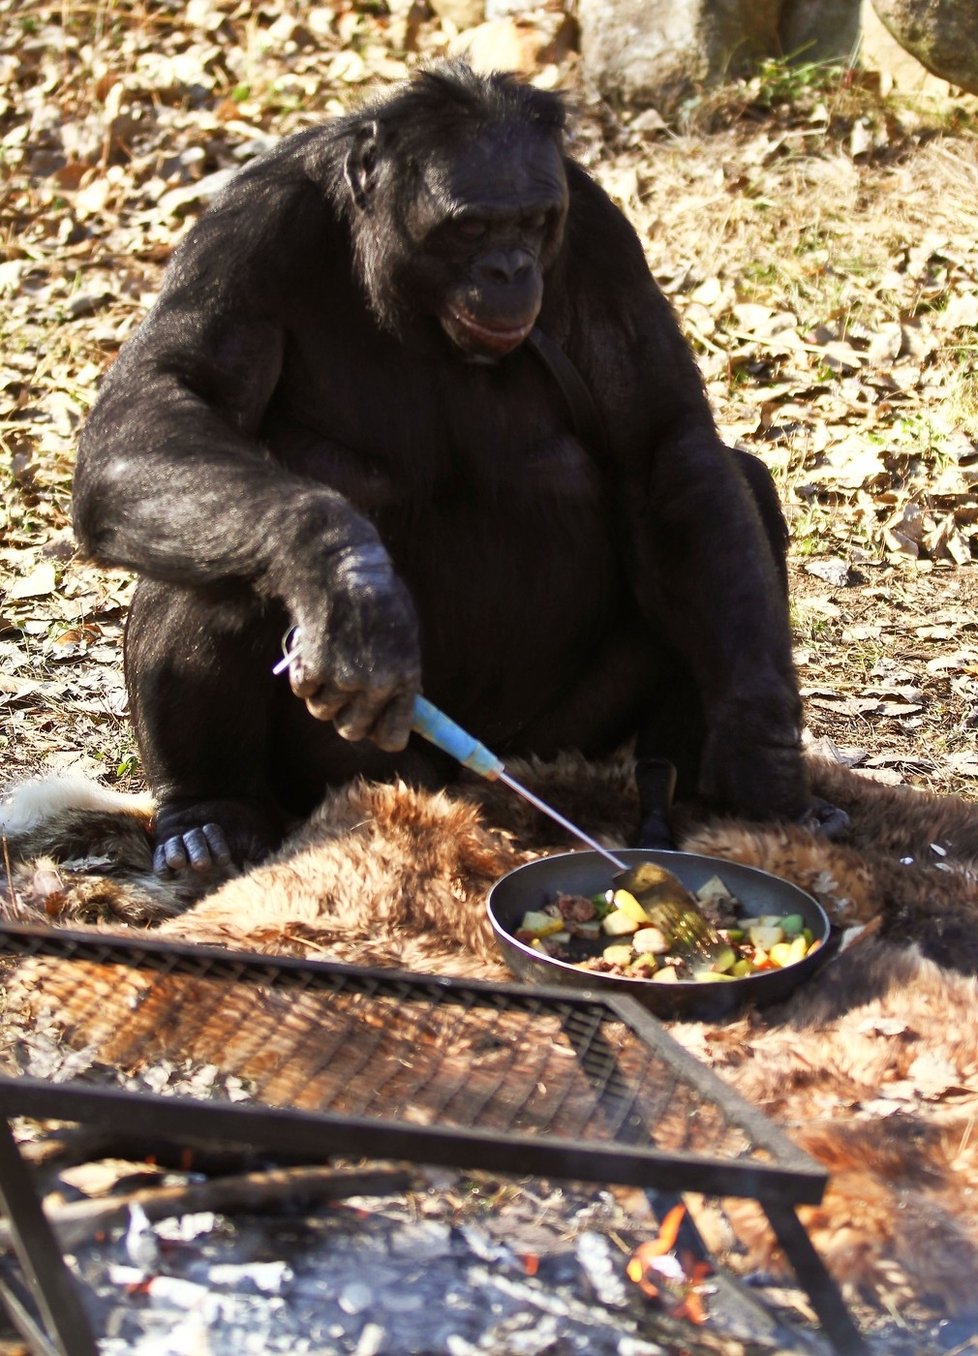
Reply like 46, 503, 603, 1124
475, 249, 531, 286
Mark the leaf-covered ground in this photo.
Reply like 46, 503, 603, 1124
3, 0, 978, 802
5, 8, 978, 1353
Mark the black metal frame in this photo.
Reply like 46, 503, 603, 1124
0, 922, 867, 1355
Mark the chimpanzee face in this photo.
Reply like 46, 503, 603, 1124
409, 132, 568, 357
344, 122, 568, 359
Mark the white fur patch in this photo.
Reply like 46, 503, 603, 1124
0, 775, 155, 836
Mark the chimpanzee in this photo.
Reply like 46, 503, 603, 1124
73, 62, 822, 876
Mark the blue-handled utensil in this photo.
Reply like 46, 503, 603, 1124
411, 696, 627, 870
274, 635, 625, 870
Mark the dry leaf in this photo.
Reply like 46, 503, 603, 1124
9, 562, 56, 600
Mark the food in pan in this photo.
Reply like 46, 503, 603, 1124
515, 864, 820, 983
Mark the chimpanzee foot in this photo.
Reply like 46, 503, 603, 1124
799, 796, 850, 840
152, 798, 284, 877
633, 757, 678, 850
155, 822, 231, 875
632, 815, 677, 850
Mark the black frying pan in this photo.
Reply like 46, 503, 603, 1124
488, 848, 831, 1019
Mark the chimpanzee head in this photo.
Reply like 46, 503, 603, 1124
332, 63, 569, 360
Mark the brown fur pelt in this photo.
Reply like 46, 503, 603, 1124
3, 755, 978, 1318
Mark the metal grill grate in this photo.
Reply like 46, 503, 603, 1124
0, 922, 809, 1199
0, 921, 866, 1355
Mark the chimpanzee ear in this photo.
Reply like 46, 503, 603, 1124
345, 122, 381, 213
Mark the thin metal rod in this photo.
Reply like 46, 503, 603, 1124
0, 1118, 98, 1356
0, 1271, 61, 1356
763, 1201, 869, 1355
0, 1078, 827, 1204
496, 769, 627, 870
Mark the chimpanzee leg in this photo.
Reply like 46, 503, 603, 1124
727, 452, 850, 838
733, 447, 790, 594
125, 579, 291, 870
633, 653, 702, 848
634, 448, 793, 847
127, 579, 451, 874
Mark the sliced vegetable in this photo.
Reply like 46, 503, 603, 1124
696, 875, 738, 908
518, 910, 567, 939
601, 908, 640, 937
591, 891, 616, 919
612, 888, 653, 926
632, 926, 670, 954
748, 923, 784, 950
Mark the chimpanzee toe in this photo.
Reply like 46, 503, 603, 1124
152, 798, 283, 877
799, 797, 851, 840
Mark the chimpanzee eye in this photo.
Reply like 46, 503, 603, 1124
523, 212, 547, 231
455, 218, 487, 241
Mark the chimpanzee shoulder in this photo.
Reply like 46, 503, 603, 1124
548, 162, 717, 457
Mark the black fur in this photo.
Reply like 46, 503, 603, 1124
73, 63, 809, 871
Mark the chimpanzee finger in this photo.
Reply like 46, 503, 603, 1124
288, 657, 337, 705
369, 688, 416, 752
333, 687, 395, 743
299, 681, 347, 723
289, 664, 315, 701
183, 827, 219, 873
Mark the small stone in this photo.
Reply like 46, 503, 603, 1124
354, 1324, 387, 1356
338, 1280, 373, 1315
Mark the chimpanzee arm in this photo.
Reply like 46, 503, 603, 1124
73, 157, 420, 751
624, 422, 808, 822
561, 166, 809, 823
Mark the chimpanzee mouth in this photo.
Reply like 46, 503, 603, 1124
447, 311, 536, 356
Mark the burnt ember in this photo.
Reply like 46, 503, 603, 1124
64, 1181, 743, 1356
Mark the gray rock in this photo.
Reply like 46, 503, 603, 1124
871, 0, 978, 93
578, 0, 777, 110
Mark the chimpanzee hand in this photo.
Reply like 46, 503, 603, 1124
699, 687, 809, 825
700, 693, 849, 838
287, 542, 421, 750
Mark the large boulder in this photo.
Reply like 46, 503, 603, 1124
871, 0, 978, 94
578, 0, 781, 111
860, 0, 953, 95
578, 0, 865, 111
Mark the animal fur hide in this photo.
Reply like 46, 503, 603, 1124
2, 754, 978, 1322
